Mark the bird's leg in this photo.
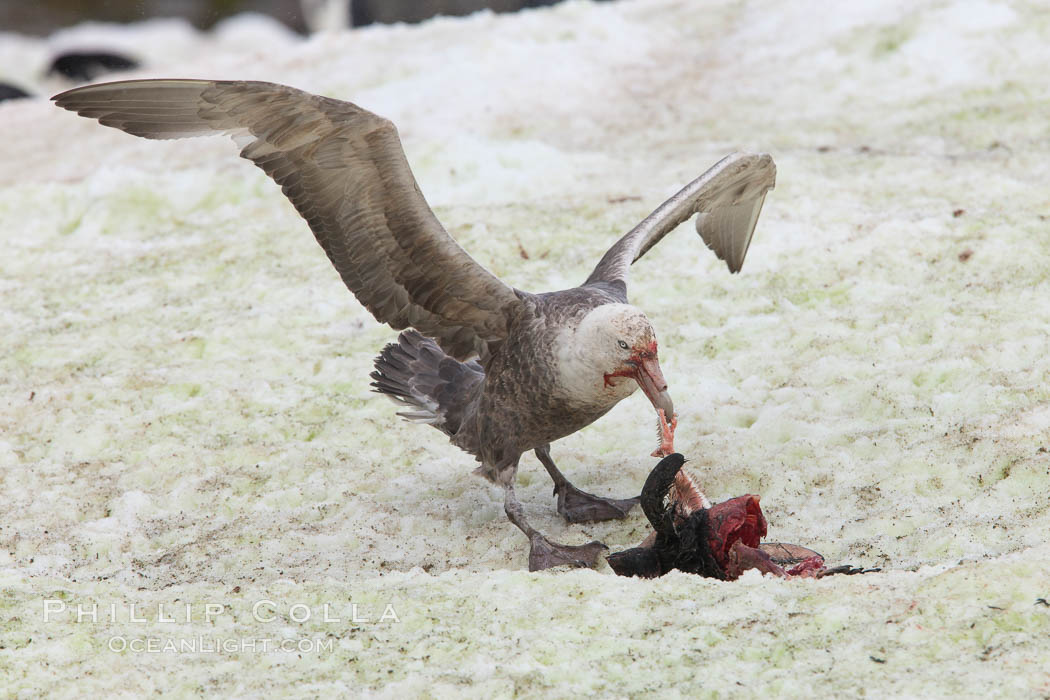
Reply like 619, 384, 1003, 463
503, 483, 608, 571
650, 409, 678, 458
535, 444, 640, 523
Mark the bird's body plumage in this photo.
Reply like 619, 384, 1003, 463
53, 78, 776, 570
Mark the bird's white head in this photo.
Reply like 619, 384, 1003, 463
558, 304, 674, 418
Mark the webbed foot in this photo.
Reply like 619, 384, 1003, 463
554, 482, 640, 523
528, 535, 607, 571
534, 444, 640, 523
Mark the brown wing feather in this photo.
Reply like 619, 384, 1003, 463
586, 152, 776, 288
53, 78, 522, 361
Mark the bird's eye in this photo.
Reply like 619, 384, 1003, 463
617, 340, 629, 350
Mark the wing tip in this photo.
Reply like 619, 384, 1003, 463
51, 86, 79, 107
52, 78, 217, 107
721, 150, 777, 191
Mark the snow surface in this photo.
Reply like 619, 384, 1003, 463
2, 0, 1050, 696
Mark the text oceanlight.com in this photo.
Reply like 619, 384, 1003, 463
107, 636, 335, 654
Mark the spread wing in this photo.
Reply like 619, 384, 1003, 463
53, 79, 523, 361
585, 152, 776, 288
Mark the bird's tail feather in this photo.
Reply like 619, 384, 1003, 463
370, 331, 483, 438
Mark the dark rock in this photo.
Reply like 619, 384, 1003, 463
47, 52, 139, 82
